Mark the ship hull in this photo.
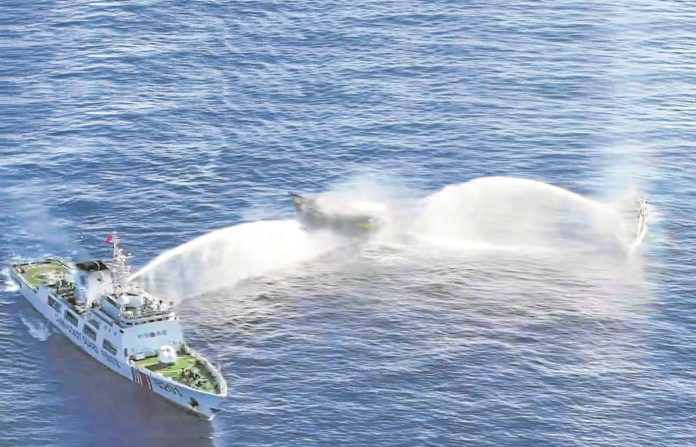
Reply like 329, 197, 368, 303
289, 192, 379, 235
10, 270, 224, 420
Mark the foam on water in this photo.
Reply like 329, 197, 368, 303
2, 281, 19, 293
1, 268, 19, 293
20, 314, 51, 341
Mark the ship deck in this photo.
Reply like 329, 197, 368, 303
134, 354, 217, 393
13, 260, 70, 288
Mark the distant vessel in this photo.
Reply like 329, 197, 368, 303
626, 197, 649, 255
10, 235, 227, 419
289, 192, 383, 235
635, 197, 648, 242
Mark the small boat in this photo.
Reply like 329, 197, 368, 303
289, 192, 382, 235
10, 235, 227, 419
635, 197, 648, 242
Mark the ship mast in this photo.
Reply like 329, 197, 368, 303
110, 234, 137, 295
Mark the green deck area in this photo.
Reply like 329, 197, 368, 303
14, 260, 70, 288
134, 354, 217, 393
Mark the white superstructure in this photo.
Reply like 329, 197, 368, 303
10, 235, 227, 419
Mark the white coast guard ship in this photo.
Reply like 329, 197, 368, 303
10, 235, 227, 419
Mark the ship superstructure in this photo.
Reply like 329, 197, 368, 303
10, 236, 227, 419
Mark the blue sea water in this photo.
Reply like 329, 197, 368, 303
0, 0, 694, 446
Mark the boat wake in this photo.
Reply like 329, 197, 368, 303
1, 268, 19, 293
132, 177, 649, 301
20, 314, 52, 341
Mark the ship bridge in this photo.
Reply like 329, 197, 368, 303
100, 291, 177, 328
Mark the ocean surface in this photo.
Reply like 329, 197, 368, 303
0, 1, 694, 446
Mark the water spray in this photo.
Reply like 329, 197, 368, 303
132, 177, 648, 301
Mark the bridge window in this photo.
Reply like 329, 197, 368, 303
102, 339, 117, 355
64, 310, 78, 326
48, 296, 61, 312
83, 324, 97, 341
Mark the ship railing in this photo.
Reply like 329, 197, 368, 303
184, 346, 228, 395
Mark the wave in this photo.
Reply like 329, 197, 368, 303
1, 268, 19, 293
20, 314, 52, 341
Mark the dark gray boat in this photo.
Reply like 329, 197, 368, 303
289, 192, 382, 235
